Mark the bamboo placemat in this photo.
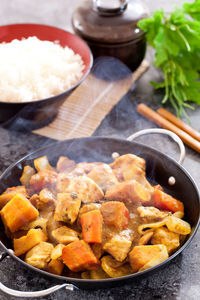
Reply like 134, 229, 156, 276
33, 60, 149, 140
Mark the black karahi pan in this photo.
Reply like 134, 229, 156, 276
0, 129, 199, 298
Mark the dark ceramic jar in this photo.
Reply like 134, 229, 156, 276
72, 0, 148, 71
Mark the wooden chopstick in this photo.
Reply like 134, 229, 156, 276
157, 108, 200, 142
137, 104, 200, 153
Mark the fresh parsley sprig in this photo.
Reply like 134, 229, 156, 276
138, 0, 200, 118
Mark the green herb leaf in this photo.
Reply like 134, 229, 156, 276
138, 0, 200, 117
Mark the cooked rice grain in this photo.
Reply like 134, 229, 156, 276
0, 37, 85, 102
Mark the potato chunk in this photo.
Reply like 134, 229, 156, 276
151, 227, 180, 254
1, 194, 39, 232
14, 228, 47, 256
54, 193, 81, 224
46, 259, 64, 275
20, 166, 35, 187
100, 201, 129, 230
87, 164, 118, 192
105, 180, 151, 204
25, 242, 54, 269
129, 245, 168, 272
51, 226, 79, 244
103, 237, 132, 262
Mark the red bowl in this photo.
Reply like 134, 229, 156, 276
0, 24, 93, 129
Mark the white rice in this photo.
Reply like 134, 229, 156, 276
0, 36, 85, 102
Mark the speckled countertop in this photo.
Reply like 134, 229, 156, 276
0, 1, 200, 299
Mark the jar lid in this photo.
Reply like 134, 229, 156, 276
72, 0, 149, 44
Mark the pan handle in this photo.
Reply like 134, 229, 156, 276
127, 128, 186, 165
0, 281, 77, 298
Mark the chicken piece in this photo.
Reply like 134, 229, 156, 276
34, 188, 56, 210
137, 206, 169, 222
0, 185, 28, 209
54, 192, 81, 224
105, 180, 151, 204
25, 242, 54, 269
100, 201, 129, 230
30, 170, 58, 193
76, 162, 104, 174
151, 227, 180, 254
46, 215, 63, 243
110, 154, 153, 191
57, 175, 104, 203
51, 226, 79, 244
103, 237, 132, 262
56, 156, 76, 173
129, 244, 168, 273
87, 163, 118, 192
138, 232, 153, 245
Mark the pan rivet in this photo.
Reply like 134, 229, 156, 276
112, 152, 120, 160
168, 176, 176, 185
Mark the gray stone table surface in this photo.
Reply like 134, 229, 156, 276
0, 0, 199, 299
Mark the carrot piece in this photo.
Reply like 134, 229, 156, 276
81, 210, 103, 243
62, 240, 99, 272
1, 194, 39, 232
153, 189, 184, 213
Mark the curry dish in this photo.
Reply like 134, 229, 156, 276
0, 153, 191, 279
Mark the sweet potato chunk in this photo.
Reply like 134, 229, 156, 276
153, 189, 184, 213
129, 245, 168, 272
62, 240, 99, 272
51, 226, 79, 244
56, 156, 76, 173
0, 186, 28, 209
100, 201, 129, 230
1, 194, 39, 232
151, 227, 180, 254
54, 193, 81, 224
103, 237, 132, 262
25, 241, 53, 269
14, 228, 47, 256
57, 175, 104, 203
87, 164, 118, 192
81, 210, 103, 243
46, 259, 64, 275
105, 180, 151, 204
